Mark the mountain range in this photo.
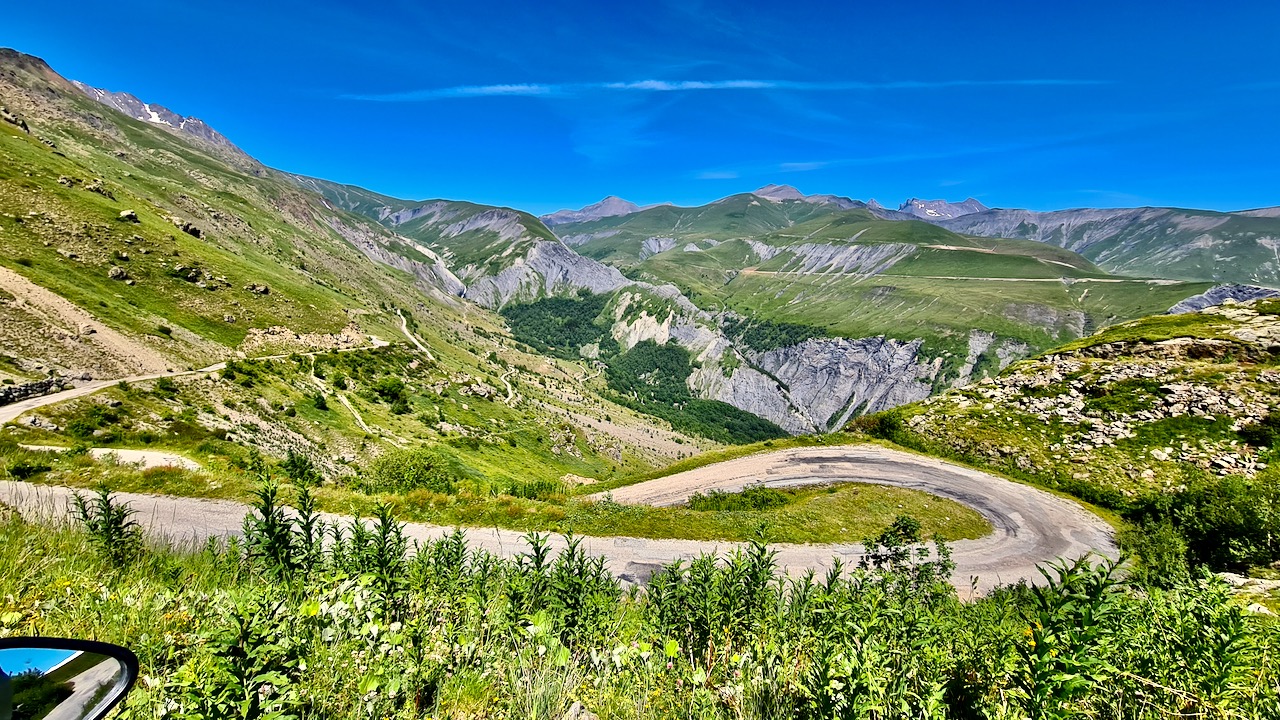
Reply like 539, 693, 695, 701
1, 46, 1275, 448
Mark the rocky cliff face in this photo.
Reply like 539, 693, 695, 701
689, 328, 1027, 434
596, 288, 1031, 434
1167, 284, 1280, 315
464, 241, 632, 308
777, 242, 916, 274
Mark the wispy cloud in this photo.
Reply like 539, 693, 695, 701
779, 161, 828, 172
346, 78, 1106, 102
697, 170, 740, 180
346, 84, 554, 101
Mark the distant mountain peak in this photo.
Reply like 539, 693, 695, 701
71, 80, 244, 157
541, 196, 642, 226
753, 184, 807, 201
898, 197, 989, 220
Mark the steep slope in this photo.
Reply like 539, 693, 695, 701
0, 48, 708, 480
69, 81, 249, 164
292, 173, 619, 308
936, 206, 1280, 286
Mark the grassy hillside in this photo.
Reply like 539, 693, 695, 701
0, 49, 731, 484
853, 298, 1280, 577
294, 172, 558, 282
558, 194, 845, 264
580, 206, 1212, 361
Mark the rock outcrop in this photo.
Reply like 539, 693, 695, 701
1167, 284, 1280, 314
464, 241, 631, 308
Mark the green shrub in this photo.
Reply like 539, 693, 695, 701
153, 376, 178, 396
1119, 520, 1191, 589
1239, 410, 1280, 448
507, 478, 568, 501
6, 458, 51, 479
372, 377, 406, 403
361, 446, 461, 494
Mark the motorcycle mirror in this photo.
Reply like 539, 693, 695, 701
0, 638, 138, 720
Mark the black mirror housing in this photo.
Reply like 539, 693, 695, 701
0, 637, 138, 720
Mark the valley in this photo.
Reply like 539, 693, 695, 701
1, 4, 1279, 714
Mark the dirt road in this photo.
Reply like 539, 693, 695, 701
0, 444, 1116, 593
0, 343, 390, 428
598, 445, 1117, 590
19, 445, 201, 470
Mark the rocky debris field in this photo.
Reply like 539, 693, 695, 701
902, 299, 1280, 499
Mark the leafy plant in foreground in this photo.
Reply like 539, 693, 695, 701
71, 486, 141, 567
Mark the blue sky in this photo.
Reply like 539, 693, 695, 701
6, 1, 1279, 214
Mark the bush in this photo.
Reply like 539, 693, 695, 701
372, 377, 407, 403
153, 376, 178, 396
847, 409, 909, 444
312, 393, 329, 411
688, 484, 792, 511
1239, 410, 1280, 448
1119, 520, 1191, 589
361, 446, 461, 494
6, 458, 51, 479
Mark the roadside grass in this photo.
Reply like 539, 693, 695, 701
1, 434, 989, 544
5, 493, 1275, 720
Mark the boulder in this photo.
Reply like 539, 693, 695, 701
84, 180, 115, 200
107, 266, 129, 281
118, 209, 139, 223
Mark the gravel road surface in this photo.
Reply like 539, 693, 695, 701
0, 444, 1115, 594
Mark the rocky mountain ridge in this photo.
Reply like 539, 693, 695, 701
70, 80, 247, 161
932, 205, 1280, 286
898, 197, 988, 220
